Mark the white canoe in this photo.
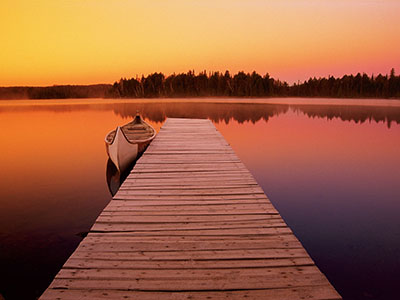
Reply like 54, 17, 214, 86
105, 114, 156, 172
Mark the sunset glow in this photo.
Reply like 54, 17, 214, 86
1, 0, 400, 86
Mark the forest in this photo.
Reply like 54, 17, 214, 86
1, 69, 399, 99
108, 69, 400, 99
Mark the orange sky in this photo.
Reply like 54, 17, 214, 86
1, 0, 400, 86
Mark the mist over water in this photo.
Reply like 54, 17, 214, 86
0, 98, 399, 300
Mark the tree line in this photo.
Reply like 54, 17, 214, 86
0, 84, 111, 100
108, 69, 400, 99
1, 69, 399, 99
108, 71, 287, 98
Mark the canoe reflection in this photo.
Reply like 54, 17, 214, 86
105, 158, 134, 196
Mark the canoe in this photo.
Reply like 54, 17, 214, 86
105, 114, 156, 172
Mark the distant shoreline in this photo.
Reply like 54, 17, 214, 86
0, 93, 399, 102
1, 69, 400, 100
1, 92, 399, 101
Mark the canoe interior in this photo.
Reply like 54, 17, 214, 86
106, 116, 155, 145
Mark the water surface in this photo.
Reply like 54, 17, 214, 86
0, 98, 399, 300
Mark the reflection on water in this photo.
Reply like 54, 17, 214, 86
1, 99, 400, 127
0, 98, 399, 300
106, 158, 137, 196
105, 159, 121, 196
290, 104, 400, 128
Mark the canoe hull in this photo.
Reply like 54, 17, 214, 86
106, 127, 139, 173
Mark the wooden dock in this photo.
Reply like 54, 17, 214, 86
40, 118, 341, 300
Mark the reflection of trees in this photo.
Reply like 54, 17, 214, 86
0, 101, 399, 128
0, 102, 288, 124
291, 105, 400, 128
110, 102, 400, 128
110, 102, 289, 124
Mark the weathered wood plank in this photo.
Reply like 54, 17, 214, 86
127, 171, 255, 178
85, 233, 299, 242
76, 239, 303, 252
69, 248, 309, 260
112, 195, 271, 201
89, 226, 293, 236
63, 257, 313, 270
40, 286, 341, 300
84, 233, 299, 243
90, 221, 288, 232
100, 210, 278, 216
104, 201, 276, 208
49, 274, 332, 291
111, 200, 272, 206
55, 265, 323, 280
95, 214, 283, 223
118, 187, 264, 194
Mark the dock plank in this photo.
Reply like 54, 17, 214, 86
41, 286, 340, 300
39, 118, 341, 300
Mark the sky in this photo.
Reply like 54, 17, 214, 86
1, 0, 399, 86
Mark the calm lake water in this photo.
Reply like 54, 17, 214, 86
0, 98, 399, 300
